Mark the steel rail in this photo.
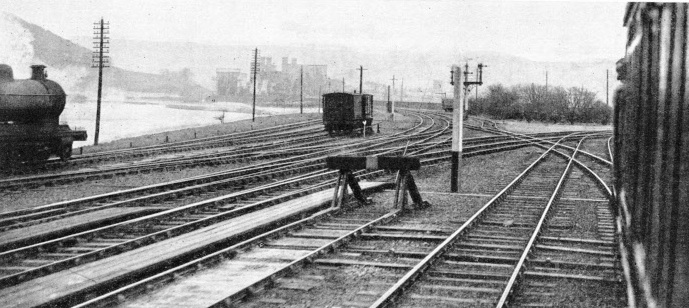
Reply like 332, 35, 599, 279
0, 112, 438, 222
11, 173, 387, 307
0, 112, 442, 286
0, 132, 332, 189
25, 123, 463, 226
70, 119, 321, 159
494, 138, 584, 307
38, 122, 323, 168
368, 135, 575, 308
74, 187, 400, 308
0, 169, 352, 287
0, 161, 328, 232
494, 128, 613, 166
498, 133, 614, 197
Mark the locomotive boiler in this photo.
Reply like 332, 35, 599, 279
322, 92, 374, 135
0, 64, 87, 166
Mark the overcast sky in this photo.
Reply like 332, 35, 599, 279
3, 0, 627, 62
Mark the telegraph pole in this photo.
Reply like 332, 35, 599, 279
387, 85, 391, 113
251, 48, 259, 122
91, 18, 109, 146
451, 65, 463, 192
342, 77, 345, 92
545, 70, 548, 92
300, 66, 303, 114
357, 65, 367, 94
390, 75, 397, 119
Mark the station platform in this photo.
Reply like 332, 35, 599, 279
0, 181, 389, 308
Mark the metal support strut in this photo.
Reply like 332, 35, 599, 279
327, 156, 429, 211
393, 169, 428, 210
331, 170, 369, 208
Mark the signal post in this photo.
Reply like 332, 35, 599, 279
451, 65, 463, 192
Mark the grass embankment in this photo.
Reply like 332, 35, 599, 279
80, 113, 322, 154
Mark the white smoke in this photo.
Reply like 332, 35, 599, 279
47, 65, 92, 94
0, 12, 94, 97
0, 12, 35, 79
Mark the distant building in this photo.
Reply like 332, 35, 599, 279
303, 64, 328, 95
260, 57, 276, 73
216, 68, 241, 96
215, 54, 329, 99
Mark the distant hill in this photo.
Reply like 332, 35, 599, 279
66, 31, 621, 104
2, 13, 209, 101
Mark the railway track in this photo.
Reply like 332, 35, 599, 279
368, 136, 621, 308
49, 120, 322, 166
4, 136, 587, 231
0, 113, 433, 191
72, 176, 400, 308
0, 111, 448, 306
185, 134, 619, 308
30, 133, 617, 307
0, 112, 441, 286
0, 112, 620, 307
0, 131, 331, 191
0, 117, 610, 233
0, 114, 430, 220
226, 135, 581, 307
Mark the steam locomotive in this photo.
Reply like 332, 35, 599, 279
0, 64, 87, 166
322, 92, 374, 135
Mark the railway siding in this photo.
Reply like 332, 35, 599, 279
0, 207, 166, 251
0, 182, 389, 308
0, 111, 619, 307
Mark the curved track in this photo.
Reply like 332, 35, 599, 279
0, 112, 619, 308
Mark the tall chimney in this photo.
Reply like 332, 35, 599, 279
30, 65, 46, 81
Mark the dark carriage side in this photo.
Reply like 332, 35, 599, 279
322, 92, 373, 135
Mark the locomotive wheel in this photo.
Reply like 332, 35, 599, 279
26, 152, 50, 165
59, 145, 72, 162
1, 154, 21, 170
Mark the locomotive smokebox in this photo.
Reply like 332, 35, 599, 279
0, 64, 66, 124
30, 64, 47, 80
